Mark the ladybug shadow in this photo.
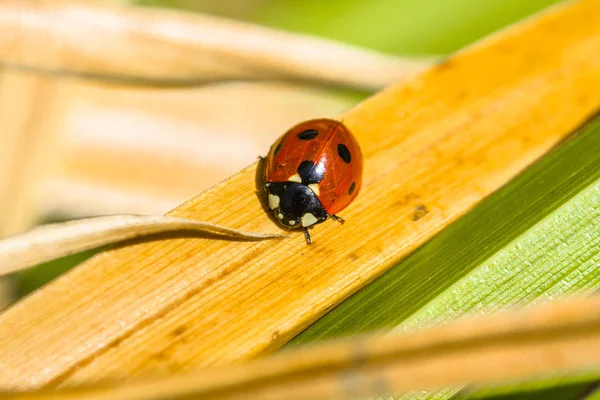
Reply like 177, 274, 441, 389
84, 227, 275, 265
108, 228, 273, 254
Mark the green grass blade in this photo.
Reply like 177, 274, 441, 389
464, 382, 594, 400
585, 385, 600, 400
459, 375, 598, 400
290, 115, 600, 399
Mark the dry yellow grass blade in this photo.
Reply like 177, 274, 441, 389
1, 0, 599, 390
4, 295, 600, 400
0, 72, 36, 236
0, 69, 65, 307
0, 70, 59, 237
0, 215, 285, 278
0, 1, 434, 91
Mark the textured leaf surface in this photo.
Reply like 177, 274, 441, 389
292, 110, 600, 400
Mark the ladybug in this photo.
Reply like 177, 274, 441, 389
263, 118, 363, 244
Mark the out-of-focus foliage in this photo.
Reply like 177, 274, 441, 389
137, 0, 563, 55
18, 249, 99, 297
17, 216, 105, 296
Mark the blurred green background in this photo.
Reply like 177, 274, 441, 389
139, 0, 562, 55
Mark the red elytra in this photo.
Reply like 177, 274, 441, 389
263, 118, 363, 244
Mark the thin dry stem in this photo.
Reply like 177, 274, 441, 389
0, 215, 286, 278
0, 69, 66, 307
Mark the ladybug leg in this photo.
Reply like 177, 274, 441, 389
257, 155, 265, 161
331, 215, 345, 224
303, 228, 312, 245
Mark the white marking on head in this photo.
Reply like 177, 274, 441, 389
289, 220, 297, 226
301, 213, 319, 227
288, 174, 302, 183
277, 213, 284, 220
307, 183, 320, 196
268, 194, 280, 210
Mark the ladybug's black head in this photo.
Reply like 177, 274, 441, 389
265, 182, 328, 229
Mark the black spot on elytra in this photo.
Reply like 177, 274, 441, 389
348, 181, 356, 195
297, 129, 319, 140
297, 160, 325, 184
273, 142, 282, 155
338, 143, 351, 163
